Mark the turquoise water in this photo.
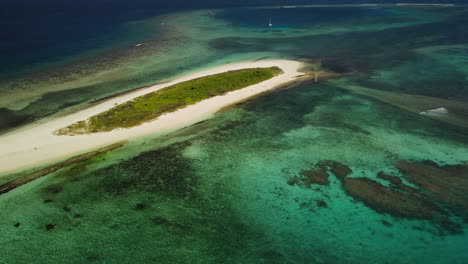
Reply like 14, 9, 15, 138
0, 5, 459, 130
1, 5, 468, 264
1, 83, 467, 263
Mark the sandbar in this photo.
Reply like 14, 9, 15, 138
0, 60, 303, 175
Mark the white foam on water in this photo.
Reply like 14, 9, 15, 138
419, 107, 448, 117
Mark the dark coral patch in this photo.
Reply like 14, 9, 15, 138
45, 223, 57, 231
322, 160, 353, 178
316, 200, 328, 208
134, 203, 148, 211
377, 172, 403, 186
93, 142, 197, 199
377, 171, 420, 195
343, 177, 443, 219
288, 163, 329, 188
289, 159, 467, 234
397, 161, 468, 217
342, 177, 461, 233
299, 169, 330, 186
288, 160, 352, 188
381, 220, 392, 227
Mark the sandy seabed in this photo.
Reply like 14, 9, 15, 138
0, 60, 303, 175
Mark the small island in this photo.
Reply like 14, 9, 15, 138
57, 67, 283, 135
0, 60, 304, 175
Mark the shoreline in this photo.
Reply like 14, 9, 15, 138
0, 59, 304, 176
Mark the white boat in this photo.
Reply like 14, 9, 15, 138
268, 17, 273, 27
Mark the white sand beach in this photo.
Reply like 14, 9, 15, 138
0, 59, 303, 175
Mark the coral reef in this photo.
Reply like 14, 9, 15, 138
298, 168, 330, 186
397, 161, 468, 218
322, 160, 353, 178
342, 177, 461, 234
289, 159, 467, 234
343, 177, 442, 219
377, 172, 403, 186
288, 160, 352, 187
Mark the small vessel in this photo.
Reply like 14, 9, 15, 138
135, 43, 142, 47
268, 17, 273, 27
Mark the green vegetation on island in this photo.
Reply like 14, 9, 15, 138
57, 67, 283, 135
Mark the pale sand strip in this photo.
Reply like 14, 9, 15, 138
0, 60, 303, 175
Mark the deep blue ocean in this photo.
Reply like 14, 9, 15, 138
1, 0, 465, 76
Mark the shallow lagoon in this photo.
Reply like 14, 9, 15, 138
1, 5, 467, 264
